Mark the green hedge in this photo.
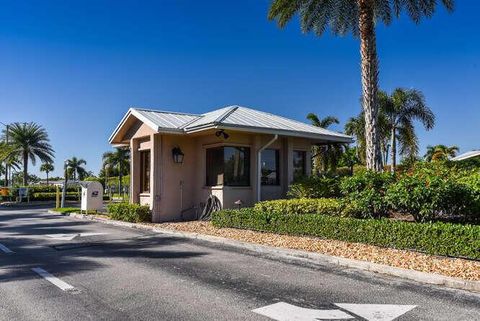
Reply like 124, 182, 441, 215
32, 192, 79, 201
107, 203, 151, 223
254, 198, 341, 216
212, 208, 480, 260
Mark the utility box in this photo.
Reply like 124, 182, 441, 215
80, 181, 103, 213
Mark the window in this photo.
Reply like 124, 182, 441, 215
140, 150, 150, 193
206, 146, 250, 186
261, 149, 280, 185
293, 150, 307, 180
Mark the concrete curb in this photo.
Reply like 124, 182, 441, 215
49, 210, 480, 294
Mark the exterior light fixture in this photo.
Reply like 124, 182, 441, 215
172, 147, 184, 164
215, 129, 229, 140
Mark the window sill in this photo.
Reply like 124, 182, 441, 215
139, 193, 151, 197
203, 186, 252, 190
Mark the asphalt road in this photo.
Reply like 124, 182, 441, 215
0, 207, 479, 321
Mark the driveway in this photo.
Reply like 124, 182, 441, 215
0, 208, 479, 321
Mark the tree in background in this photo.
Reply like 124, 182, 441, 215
103, 148, 130, 196
306, 113, 343, 173
3, 122, 54, 186
66, 157, 88, 181
339, 146, 361, 175
424, 145, 459, 162
40, 162, 54, 185
268, 0, 453, 171
380, 88, 435, 173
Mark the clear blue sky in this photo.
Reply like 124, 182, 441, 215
1, 0, 479, 177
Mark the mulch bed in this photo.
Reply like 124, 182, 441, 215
157, 221, 480, 281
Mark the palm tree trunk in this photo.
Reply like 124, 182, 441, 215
390, 126, 396, 174
46, 171, 49, 185
359, 0, 382, 172
23, 151, 28, 186
4, 166, 8, 187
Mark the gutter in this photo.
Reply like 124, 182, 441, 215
257, 134, 278, 202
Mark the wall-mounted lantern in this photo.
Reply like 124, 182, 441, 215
172, 147, 184, 164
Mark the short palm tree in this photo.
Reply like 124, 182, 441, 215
3, 122, 54, 186
424, 145, 459, 162
40, 162, 54, 185
103, 148, 130, 196
66, 157, 87, 181
307, 113, 342, 173
268, 0, 454, 172
380, 88, 435, 173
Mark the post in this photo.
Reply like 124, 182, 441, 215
56, 185, 60, 208
61, 160, 68, 208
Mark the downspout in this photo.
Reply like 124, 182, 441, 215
257, 134, 278, 202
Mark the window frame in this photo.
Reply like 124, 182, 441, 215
139, 150, 151, 193
293, 150, 307, 180
261, 148, 280, 186
205, 145, 251, 187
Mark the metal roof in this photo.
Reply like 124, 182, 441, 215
110, 105, 352, 143
451, 150, 480, 161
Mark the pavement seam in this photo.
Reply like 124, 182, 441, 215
50, 210, 480, 294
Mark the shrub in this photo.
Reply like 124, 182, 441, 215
287, 175, 342, 199
107, 203, 151, 223
254, 198, 341, 216
31, 192, 78, 201
459, 171, 480, 219
340, 171, 395, 218
212, 208, 480, 260
387, 169, 476, 222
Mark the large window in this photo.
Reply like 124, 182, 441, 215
293, 150, 307, 180
206, 146, 250, 186
140, 150, 150, 193
261, 149, 280, 185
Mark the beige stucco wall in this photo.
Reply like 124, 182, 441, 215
127, 125, 314, 222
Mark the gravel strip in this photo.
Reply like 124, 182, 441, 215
157, 221, 480, 281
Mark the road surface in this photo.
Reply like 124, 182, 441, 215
0, 207, 478, 320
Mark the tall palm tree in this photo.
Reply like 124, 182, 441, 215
307, 113, 342, 173
424, 145, 459, 162
66, 157, 87, 181
3, 122, 54, 186
380, 88, 435, 173
40, 162, 54, 185
103, 148, 130, 196
268, 0, 454, 172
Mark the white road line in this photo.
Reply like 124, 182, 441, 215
31, 267, 75, 291
0, 243, 14, 254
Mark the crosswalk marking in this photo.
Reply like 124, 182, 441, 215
0, 243, 14, 254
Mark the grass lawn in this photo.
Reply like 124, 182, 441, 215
51, 207, 105, 215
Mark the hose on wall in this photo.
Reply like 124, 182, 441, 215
199, 195, 222, 221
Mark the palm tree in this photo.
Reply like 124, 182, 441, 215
344, 109, 390, 166
40, 162, 54, 185
3, 122, 54, 186
380, 88, 435, 173
306, 113, 343, 173
424, 145, 459, 162
268, 0, 454, 172
103, 148, 130, 197
66, 157, 87, 181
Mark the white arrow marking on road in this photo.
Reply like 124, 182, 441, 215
0, 243, 14, 254
335, 304, 417, 321
46, 232, 107, 241
252, 302, 354, 321
31, 267, 75, 291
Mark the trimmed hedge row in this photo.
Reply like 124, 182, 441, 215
32, 192, 79, 201
107, 203, 151, 223
254, 198, 341, 216
212, 208, 480, 260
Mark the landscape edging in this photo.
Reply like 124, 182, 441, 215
48, 210, 480, 294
